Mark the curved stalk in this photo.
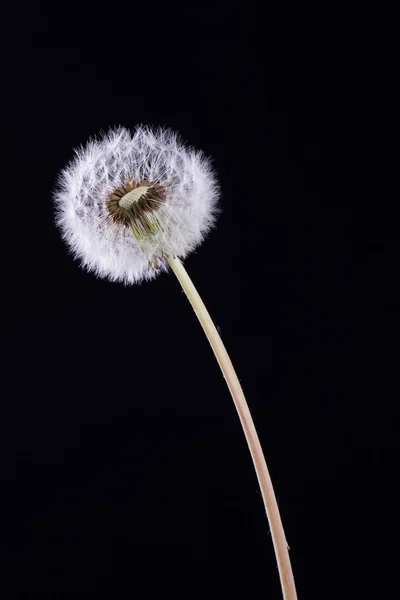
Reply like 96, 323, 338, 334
168, 255, 298, 600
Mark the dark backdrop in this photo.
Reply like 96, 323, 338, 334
1, 2, 397, 599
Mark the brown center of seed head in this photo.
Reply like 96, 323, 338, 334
107, 177, 167, 237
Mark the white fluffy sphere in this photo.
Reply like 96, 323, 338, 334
54, 126, 220, 284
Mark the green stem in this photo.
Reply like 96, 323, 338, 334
168, 255, 298, 600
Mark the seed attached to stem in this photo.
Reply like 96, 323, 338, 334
119, 186, 150, 210
107, 177, 167, 239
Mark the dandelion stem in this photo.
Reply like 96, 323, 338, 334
168, 255, 298, 600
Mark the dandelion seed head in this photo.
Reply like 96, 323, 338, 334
54, 126, 220, 284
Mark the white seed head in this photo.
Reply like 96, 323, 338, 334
54, 126, 220, 284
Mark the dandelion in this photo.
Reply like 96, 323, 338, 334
54, 125, 298, 600
55, 126, 219, 284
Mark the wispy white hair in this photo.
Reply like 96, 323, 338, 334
54, 126, 220, 284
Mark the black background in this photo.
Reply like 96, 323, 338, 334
1, 2, 398, 599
